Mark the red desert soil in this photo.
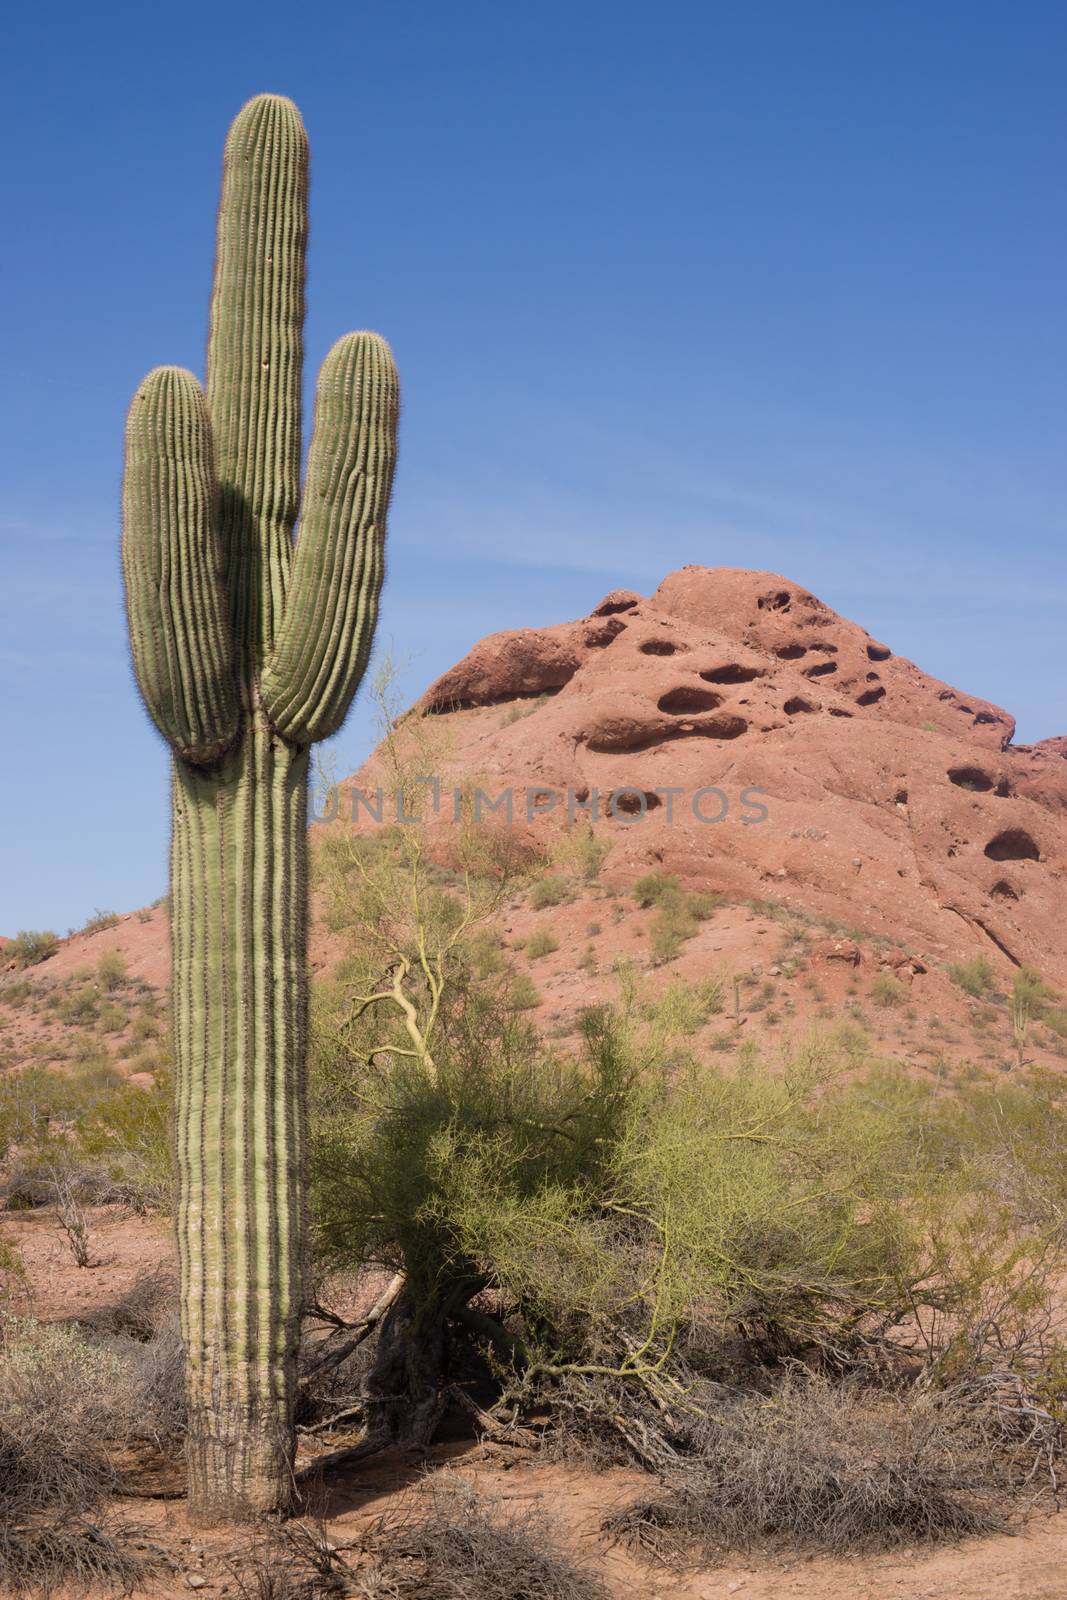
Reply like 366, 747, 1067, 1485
7, 1211, 1067, 1600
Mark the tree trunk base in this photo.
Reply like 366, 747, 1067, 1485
364, 1290, 449, 1448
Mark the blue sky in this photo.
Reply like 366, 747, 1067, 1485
2, 1, 1064, 933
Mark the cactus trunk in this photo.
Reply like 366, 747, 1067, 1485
173, 728, 309, 1516
122, 94, 398, 1519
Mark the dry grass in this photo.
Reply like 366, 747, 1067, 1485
357, 1480, 609, 1599
605, 1372, 1002, 1563
0, 1314, 167, 1591
226, 1483, 607, 1599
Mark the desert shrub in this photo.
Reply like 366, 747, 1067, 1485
950, 956, 996, 999
1009, 966, 1059, 1063
1044, 1007, 1067, 1039
529, 875, 572, 910
227, 1483, 605, 1600
97, 999, 128, 1034
631, 871, 680, 908
129, 1008, 161, 1045
553, 824, 611, 883
606, 1373, 999, 1559
0, 1062, 172, 1213
632, 873, 718, 963
3, 931, 58, 969
526, 929, 559, 960
0, 1239, 26, 1309
307, 773, 1067, 1484
0, 1315, 163, 1591
642, 976, 724, 1035
0, 979, 34, 1009
507, 973, 541, 1011
80, 909, 120, 937
81, 1273, 186, 1443
870, 973, 906, 1008
56, 985, 99, 1026
466, 929, 508, 979
96, 951, 127, 992
357, 1479, 608, 1598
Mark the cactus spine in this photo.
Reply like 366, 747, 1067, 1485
121, 95, 398, 1520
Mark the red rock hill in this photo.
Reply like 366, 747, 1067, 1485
347, 566, 1067, 985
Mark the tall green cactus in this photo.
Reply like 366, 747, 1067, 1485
121, 94, 398, 1521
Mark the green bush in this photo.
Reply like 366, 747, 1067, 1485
870, 973, 906, 1008
529, 875, 572, 910
642, 976, 724, 1035
631, 871, 681, 908
632, 873, 719, 964
526, 929, 560, 960
305, 794, 1067, 1496
0, 981, 34, 1009
507, 973, 541, 1011
949, 957, 996, 1000
97, 1001, 127, 1035
3, 931, 58, 969
95, 952, 127, 992
79, 910, 120, 937
554, 825, 611, 883
0, 1062, 172, 1213
56, 986, 99, 1027
129, 1009, 160, 1046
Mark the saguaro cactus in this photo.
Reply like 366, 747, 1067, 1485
121, 94, 398, 1520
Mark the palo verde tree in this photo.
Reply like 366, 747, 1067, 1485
121, 94, 398, 1519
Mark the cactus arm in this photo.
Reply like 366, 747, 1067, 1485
122, 367, 239, 764
260, 332, 398, 745
206, 93, 308, 668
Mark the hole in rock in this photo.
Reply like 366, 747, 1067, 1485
990, 879, 1019, 901
610, 790, 663, 817
856, 686, 886, 707
658, 687, 723, 714
867, 642, 892, 661
865, 671, 881, 682
984, 829, 1040, 862
758, 590, 792, 611
804, 660, 838, 678
784, 696, 817, 715
639, 638, 680, 656
700, 663, 764, 684
680, 715, 747, 740
775, 644, 807, 660
586, 713, 746, 752
809, 642, 838, 654
828, 707, 853, 717
948, 767, 993, 793
973, 711, 999, 726
895, 790, 908, 805
584, 618, 628, 648
425, 684, 566, 716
